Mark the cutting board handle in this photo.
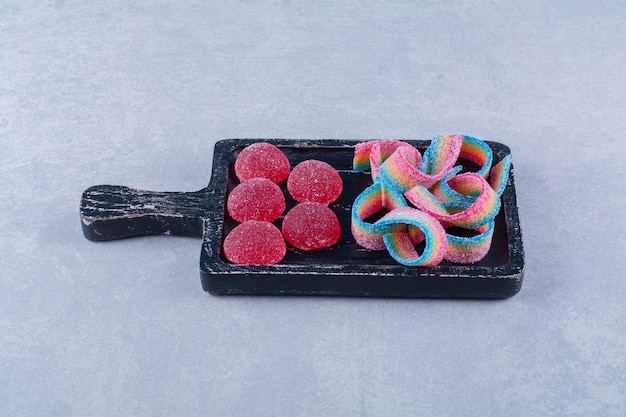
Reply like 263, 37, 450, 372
80, 185, 212, 241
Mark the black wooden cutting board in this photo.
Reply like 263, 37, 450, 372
80, 139, 524, 298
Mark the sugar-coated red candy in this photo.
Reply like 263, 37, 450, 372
234, 142, 290, 184
287, 159, 343, 204
227, 178, 285, 222
223, 221, 286, 265
282, 202, 341, 250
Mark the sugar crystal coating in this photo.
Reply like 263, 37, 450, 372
223, 221, 286, 265
234, 142, 290, 184
227, 178, 285, 222
351, 136, 511, 266
282, 202, 341, 250
287, 159, 343, 204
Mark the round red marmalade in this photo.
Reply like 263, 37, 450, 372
287, 159, 343, 204
282, 202, 341, 251
227, 178, 285, 222
223, 221, 286, 265
234, 142, 290, 184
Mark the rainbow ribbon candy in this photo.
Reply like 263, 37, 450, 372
444, 221, 495, 264
420, 134, 465, 177
404, 172, 500, 229
456, 135, 494, 179
353, 140, 417, 181
379, 134, 464, 192
351, 181, 407, 250
430, 165, 476, 205
351, 135, 512, 266
489, 154, 512, 197
375, 207, 448, 267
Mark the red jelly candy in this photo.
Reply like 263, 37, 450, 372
282, 202, 341, 250
223, 221, 286, 265
234, 142, 290, 184
227, 178, 285, 222
287, 159, 343, 204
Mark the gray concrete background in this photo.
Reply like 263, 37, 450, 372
1, 1, 624, 416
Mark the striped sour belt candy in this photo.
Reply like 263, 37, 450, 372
351, 180, 407, 250
404, 173, 501, 229
351, 135, 512, 266
375, 206, 447, 267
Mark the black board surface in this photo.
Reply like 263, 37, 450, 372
81, 139, 524, 298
